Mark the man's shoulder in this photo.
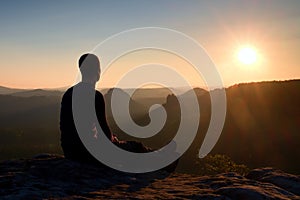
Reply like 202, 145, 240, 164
61, 86, 74, 100
95, 90, 105, 100
66, 86, 74, 93
62, 85, 104, 100
95, 89, 103, 95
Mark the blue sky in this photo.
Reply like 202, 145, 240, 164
1, 0, 300, 88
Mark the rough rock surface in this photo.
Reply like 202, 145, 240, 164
0, 154, 299, 199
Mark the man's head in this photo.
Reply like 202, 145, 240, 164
79, 53, 100, 84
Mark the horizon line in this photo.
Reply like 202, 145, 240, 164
1, 78, 299, 91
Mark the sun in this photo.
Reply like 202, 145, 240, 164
237, 46, 257, 65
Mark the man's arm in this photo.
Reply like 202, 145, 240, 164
95, 91, 113, 141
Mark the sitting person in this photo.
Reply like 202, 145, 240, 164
60, 53, 150, 165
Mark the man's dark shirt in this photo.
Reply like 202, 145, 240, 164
60, 82, 112, 162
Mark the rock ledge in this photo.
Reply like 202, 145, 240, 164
0, 154, 299, 199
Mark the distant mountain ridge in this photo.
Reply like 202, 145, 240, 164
9, 89, 63, 97
0, 85, 194, 99
2, 79, 298, 97
0, 86, 28, 95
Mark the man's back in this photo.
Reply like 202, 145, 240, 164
60, 82, 112, 162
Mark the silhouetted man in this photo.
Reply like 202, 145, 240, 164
60, 53, 180, 173
60, 53, 116, 163
60, 53, 151, 165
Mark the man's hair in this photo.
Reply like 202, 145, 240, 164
79, 53, 100, 68
78, 53, 100, 79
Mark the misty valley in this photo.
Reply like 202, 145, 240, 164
0, 80, 299, 175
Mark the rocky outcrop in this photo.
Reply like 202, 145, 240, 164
0, 154, 299, 199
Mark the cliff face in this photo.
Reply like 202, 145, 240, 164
0, 154, 299, 200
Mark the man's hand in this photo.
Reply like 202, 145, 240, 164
111, 134, 119, 143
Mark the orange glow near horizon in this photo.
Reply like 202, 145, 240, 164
1, 33, 300, 89
98, 49, 207, 90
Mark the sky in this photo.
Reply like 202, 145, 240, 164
0, 0, 300, 89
